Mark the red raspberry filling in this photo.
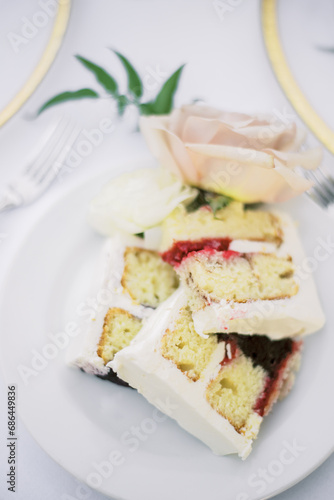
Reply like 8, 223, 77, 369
161, 238, 231, 266
218, 334, 302, 417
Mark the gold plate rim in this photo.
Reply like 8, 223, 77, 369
0, 0, 71, 128
262, 0, 334, 154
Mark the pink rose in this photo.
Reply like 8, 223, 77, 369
140, 105, 322, 203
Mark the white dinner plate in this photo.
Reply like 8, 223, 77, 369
0, 159, 333, 500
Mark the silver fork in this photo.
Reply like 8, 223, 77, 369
303, 167, 334, 210
0, 118, 80, 213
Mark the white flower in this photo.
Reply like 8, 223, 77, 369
88, 167, 197, 236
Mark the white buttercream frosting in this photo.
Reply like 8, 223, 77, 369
66, 235, 154, 376
229, 240, 277, 254
111, 288, 262, 459
191, 211, 326, 339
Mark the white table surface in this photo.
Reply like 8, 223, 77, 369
0, 0, 333, 498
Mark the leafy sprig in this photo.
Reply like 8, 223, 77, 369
38, 50, 184, 117
38, 88, 99, 115
186, 189, 233, 216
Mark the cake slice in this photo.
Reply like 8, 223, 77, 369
173, 210, 325, 339
160, 202, 282, 266
112, 288, 302, 458
67, 235, 179, 383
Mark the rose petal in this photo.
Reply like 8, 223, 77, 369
264, 147, 323, 170
272, 160, 314, 198
140, 116, 182, 178
186, 143, 275, 169
139, 105, 323, 204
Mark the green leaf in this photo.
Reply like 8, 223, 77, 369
186, 190, 207, 213
116, 94, 129, 116
76, 55, 118, 95
113, 51, 143, 99
38, 88, 99, 115
244, 202, 263, 210
205, 192, 232, 217
138, 102, 156, 115
186, 189, 232, 215
148, 64, 185, 115
135, 232, 145, 239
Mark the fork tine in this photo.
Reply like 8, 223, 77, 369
25, 117, 71, 176
305, 191, 326, 208
305, 176, 329, 205
32, 120, 79, 183
306, 186, 329, 208
306, 170, 334, 204
318, 167, 334, 193
30, 119, 75, 180
35, 125, 80, 187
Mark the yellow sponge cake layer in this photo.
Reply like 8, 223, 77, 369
161, 306, 217, 381
160, 202, 282, 255
206, 356, 265, 431
179, 250, 298, 303
112, 289, 303, 458
122, 247, 179, 307
68, 236, 180, 381
97, 307, 142, 364
174, 211, 325, 339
